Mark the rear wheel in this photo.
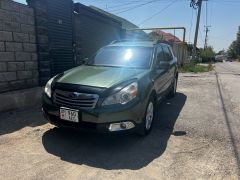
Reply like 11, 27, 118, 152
137, 96, 156, 136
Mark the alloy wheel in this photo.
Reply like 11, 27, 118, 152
145, 101, 154, 130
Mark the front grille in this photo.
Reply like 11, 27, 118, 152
53, 89, 99, 109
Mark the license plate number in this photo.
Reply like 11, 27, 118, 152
60, 107, 79, 122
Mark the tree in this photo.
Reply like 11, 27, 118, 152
228, 26, 240, 58
217, 49, 225, 55
228, 41, 238, 58
236, 26, 240, 55
199, 47, 215, 62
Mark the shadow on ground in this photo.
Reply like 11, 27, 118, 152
0, 107, 47, 135
42, 93, 187, 170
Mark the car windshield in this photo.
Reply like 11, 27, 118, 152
87, 46, 153, 69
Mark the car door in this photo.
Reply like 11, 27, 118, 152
162, 45, 175, 89
153, 45, 169, 99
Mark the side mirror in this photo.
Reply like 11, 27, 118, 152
156, 62, 169, 70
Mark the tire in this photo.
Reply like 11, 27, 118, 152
137, 96, 156, 136
168, 76, 177, 98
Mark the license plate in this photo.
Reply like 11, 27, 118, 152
60, 107, 79, 122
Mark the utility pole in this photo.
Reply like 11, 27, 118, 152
204, 25, 210, 49
204, 0, 210, 49
192, 0, 203, 60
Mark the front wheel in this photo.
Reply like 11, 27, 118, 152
137, 96, 156, 136
168, 76, 177, 97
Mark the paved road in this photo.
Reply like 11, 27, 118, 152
0, 62, 240, 180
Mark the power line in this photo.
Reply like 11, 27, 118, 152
109, 0, 174, 12
210, 0, 240, 6
209, 0, 213, 26
206, 0, 208, 26
112, 0, 161, 14
107, 1, 152, 10
137, 0, 177, 26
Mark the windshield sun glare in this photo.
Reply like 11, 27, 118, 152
88, 46, 152, 69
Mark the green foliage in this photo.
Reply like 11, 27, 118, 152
228, 41, 238, 58
179, 63, 214, 73
199, 47, 215, 62
200, 47, 215, 58
228, 26, 240, 58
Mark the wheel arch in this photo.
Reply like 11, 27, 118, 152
149, 89, 157, 104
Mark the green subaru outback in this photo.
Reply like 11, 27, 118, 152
42, 40, 178, 135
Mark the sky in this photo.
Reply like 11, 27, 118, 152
15, 0, 240, 52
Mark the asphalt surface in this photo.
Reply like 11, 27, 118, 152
0, 62, 240, 180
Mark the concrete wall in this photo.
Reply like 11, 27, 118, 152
0, 87, 42, 112
0, 0, 38, 93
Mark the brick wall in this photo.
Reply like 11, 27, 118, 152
0, 0, 38, 93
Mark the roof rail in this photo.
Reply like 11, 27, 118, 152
110, 39, 152, 44
110, 40, 119, 44
153, 39, 173, 45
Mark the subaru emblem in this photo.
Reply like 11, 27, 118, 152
69, 92, 81, 99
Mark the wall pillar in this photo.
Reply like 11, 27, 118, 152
27, 0, 51, 85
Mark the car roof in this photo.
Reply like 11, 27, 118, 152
107, 40, 171, 48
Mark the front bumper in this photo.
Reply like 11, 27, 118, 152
42, 94, 147, 133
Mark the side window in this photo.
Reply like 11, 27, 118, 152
167, 47, 174, 59
163, 46, 173, 61
156, 46, 165, 65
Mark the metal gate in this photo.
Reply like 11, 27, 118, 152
47, 0, 74, 75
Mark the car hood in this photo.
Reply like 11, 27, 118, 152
57, 65, 148, 88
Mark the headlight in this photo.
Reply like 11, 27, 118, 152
102, 82, 138, 106
44, 76, 56, 98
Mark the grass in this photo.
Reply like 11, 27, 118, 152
179, 63, 214, 73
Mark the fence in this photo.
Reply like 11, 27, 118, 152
172, 43, 189, 66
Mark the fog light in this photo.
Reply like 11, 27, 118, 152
109, 122, 135, 132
